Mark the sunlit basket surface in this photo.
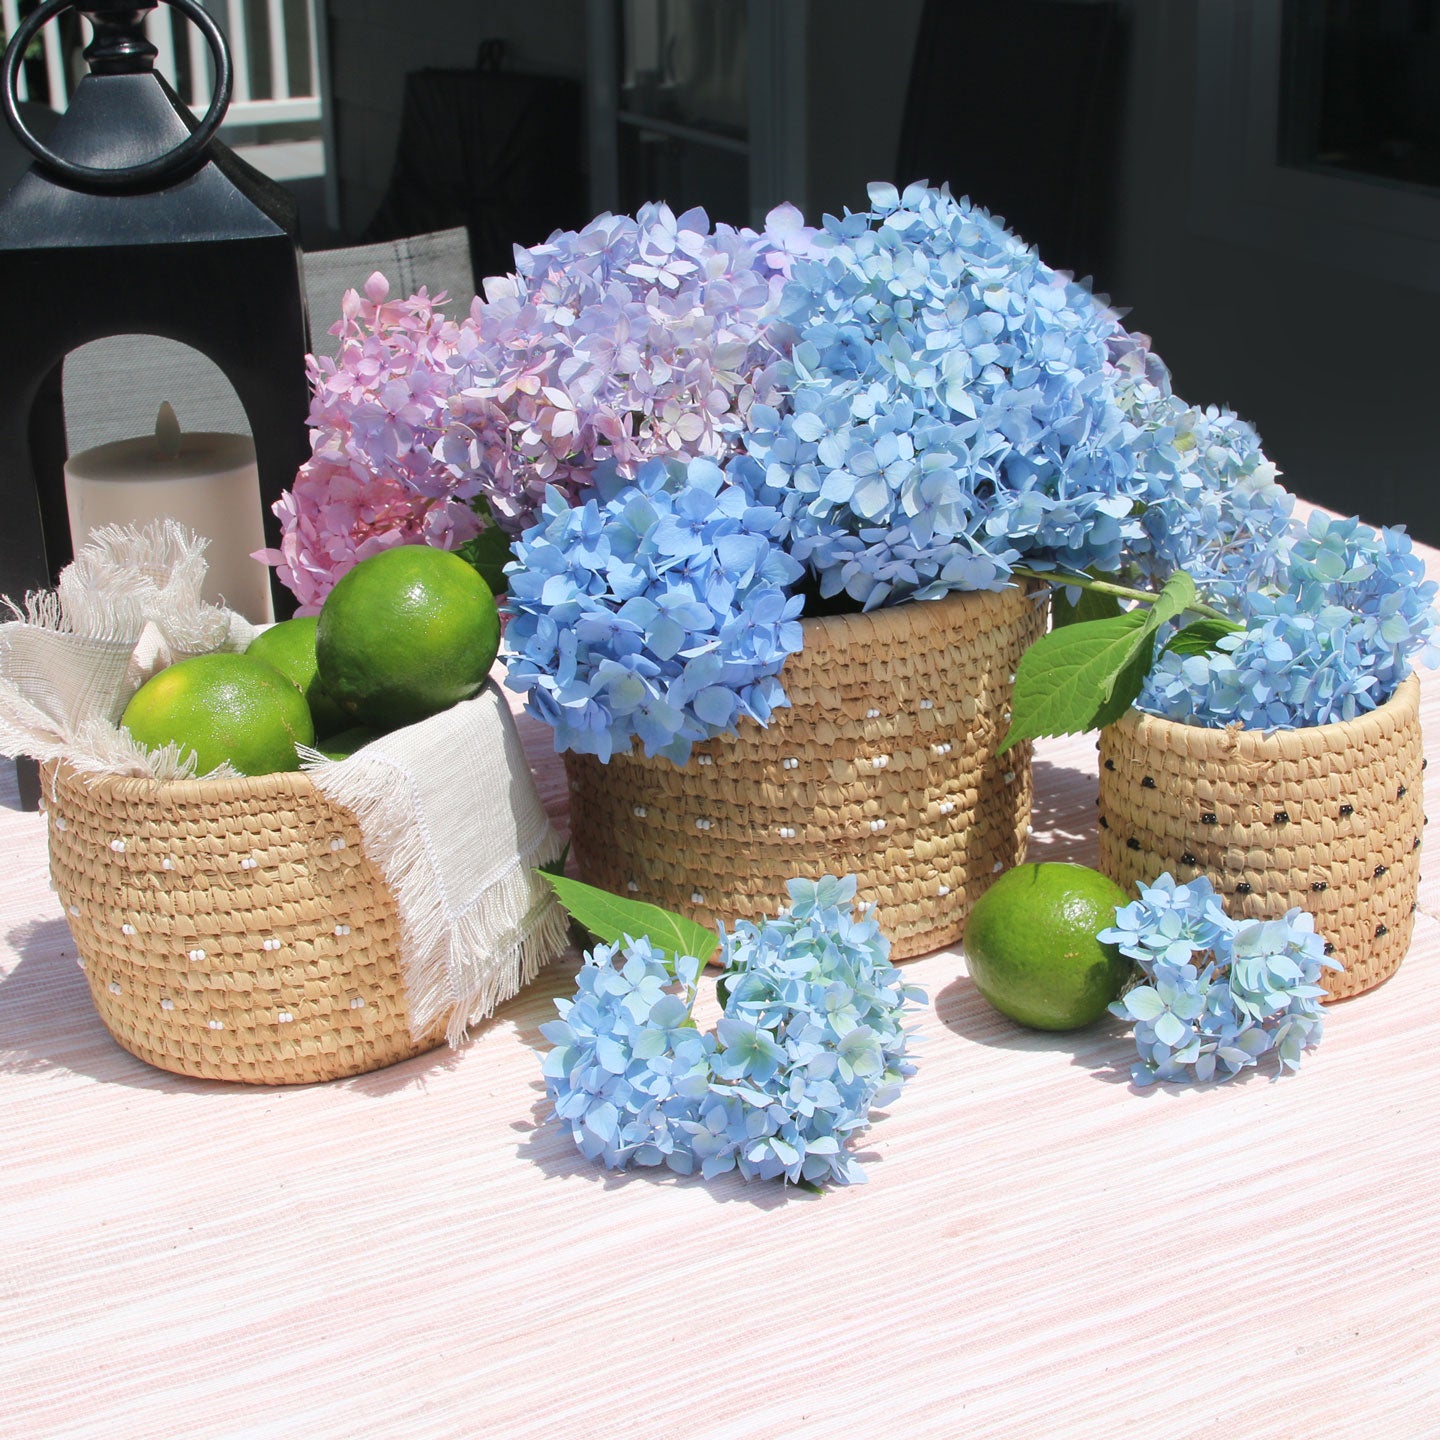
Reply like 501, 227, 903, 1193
1097, 674, 1424, 1000
564, 583, 1049, 960
44, 760, 447, 1083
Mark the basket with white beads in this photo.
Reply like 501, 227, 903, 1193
43, 760, 446, 1083
563, 582, 1049, 961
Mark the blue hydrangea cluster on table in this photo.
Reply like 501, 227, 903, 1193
1100, 873, 1339, 1085
497, 179, 1437, 762
539, 876, 924, 1186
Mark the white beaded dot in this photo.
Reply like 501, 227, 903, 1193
777, 825, 796, 838
67, 903, 80, 917
872, 753, 890, 768
109, 838, 126, 853
334, 924, 351, 937
240, 856, 258, 870
632, 805, 647, 818
329, 836, 347, 851
919, 698, 934, 710
262, 937, 281, 952
697, 754, 713, 766
938, 801, 955, 815
349, 996, 366, 1010
276, 1011, 294, 1024
937, 884, 951, 897
690, 891, 704, 905
781, 757, 799, 770
695, 818, 712, 830
1008, 673, 1017, 685
107, 980, 122, 995
160, 997, 174, 1011
865, 707, 881, 719
869, 818, 886, 832
188, 948, 206, 961
1003, 770, 1016, 784
993, 861, 1005, 874
626, 880, 639, 892
207, 1019, 224, 1031
52, 815, 66, 831
161, 856, 175, 871
121, 923, 136, 936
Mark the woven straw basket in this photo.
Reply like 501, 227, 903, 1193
43, 761, 448, 1083
564, 583, 1048, 960
1097, 674, 1424, 1000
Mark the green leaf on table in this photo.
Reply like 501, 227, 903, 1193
1164, 617, 1241, 658
1051, 583, 1123, 628
999, 611, 1152, 752
540, 871, 720, 967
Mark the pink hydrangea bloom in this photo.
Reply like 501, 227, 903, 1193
258, 273, 483, 612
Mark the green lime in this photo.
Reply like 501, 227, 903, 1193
245, 615, 347, 737
316, 725, 381, 761
963, 862, 1133, 1031
316, 545, 500, 730
122, 651, 315, 777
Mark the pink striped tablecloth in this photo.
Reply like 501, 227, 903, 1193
5, 570, 1440, 1439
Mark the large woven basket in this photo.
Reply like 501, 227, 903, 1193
43, 760, 448, 1083
1097, 674, 1424, 1000
564, 584, 1048, 960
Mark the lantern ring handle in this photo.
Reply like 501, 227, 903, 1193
2, 0, 233, 191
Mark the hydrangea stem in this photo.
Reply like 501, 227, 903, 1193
1010, 565, 1237, 625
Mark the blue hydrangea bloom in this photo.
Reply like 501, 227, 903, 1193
503, 455, 805, 764
1099, 873, 1337, 1085
538, 875, 925, 1187
1138, 510, 1440, 729
736, 181, 1163, 608
540, 937, 712, 1173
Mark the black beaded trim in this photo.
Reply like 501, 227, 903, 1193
1376, 923, 1389, 938
1324, 942, 1336, 956
1104, 758, 1115, 771
1126, 837, 1141, 851
1201, 812, 1218, 825
1398, 784, 1408, 799
1374, 864, 1388, 878
1311, 880, 1328, 892
1099, 815, 1109, 829
1339, 803, 1354, 817
1141, 776, 1156, 789
1181, 852, 1197, 866
1234, 881, 1251, 895
1273, 810, 1290, 824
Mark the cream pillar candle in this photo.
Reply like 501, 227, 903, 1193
64, 403, 275, 623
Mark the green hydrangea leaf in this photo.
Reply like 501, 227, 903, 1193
457, 494, 514, 597
1164, 617, 1242, 658
541, 871, 719, 967
1051, 583, 1123, 628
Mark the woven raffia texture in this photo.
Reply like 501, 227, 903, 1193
43, 761, 447, 1083
564, 584, 1048, 960
1097, 673, 1424, 1000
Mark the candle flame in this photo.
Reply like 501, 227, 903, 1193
155, 402, 182, 458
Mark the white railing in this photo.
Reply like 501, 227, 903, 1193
2, 0, 322, 130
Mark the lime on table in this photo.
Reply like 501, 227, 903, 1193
245, 615, 347, 737
316, 545, 501, 730
963, 862, 1133, 1031
122, 652, 315, 777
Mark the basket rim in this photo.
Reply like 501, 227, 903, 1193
1109, 671, 1421, 758
795, 578, 1047, 652
44, 757, 319, 806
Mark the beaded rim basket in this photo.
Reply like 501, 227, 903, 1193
43, 760, 448, 1084
1097, 673, 1424, 1001
563, 583, 1049, 960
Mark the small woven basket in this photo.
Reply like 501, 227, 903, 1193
564, 583, 1048, 960
1097, 674, 1425, 1000
43, 760, 448, 1083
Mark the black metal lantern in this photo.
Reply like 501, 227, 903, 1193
0, 0, 311, 624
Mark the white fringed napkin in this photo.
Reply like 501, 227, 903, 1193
304, 687, 567, 1043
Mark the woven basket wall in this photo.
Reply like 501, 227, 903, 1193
563, 584, 1049, 960
43, 761, 448, 1084
1097, 674, 1424, 1001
